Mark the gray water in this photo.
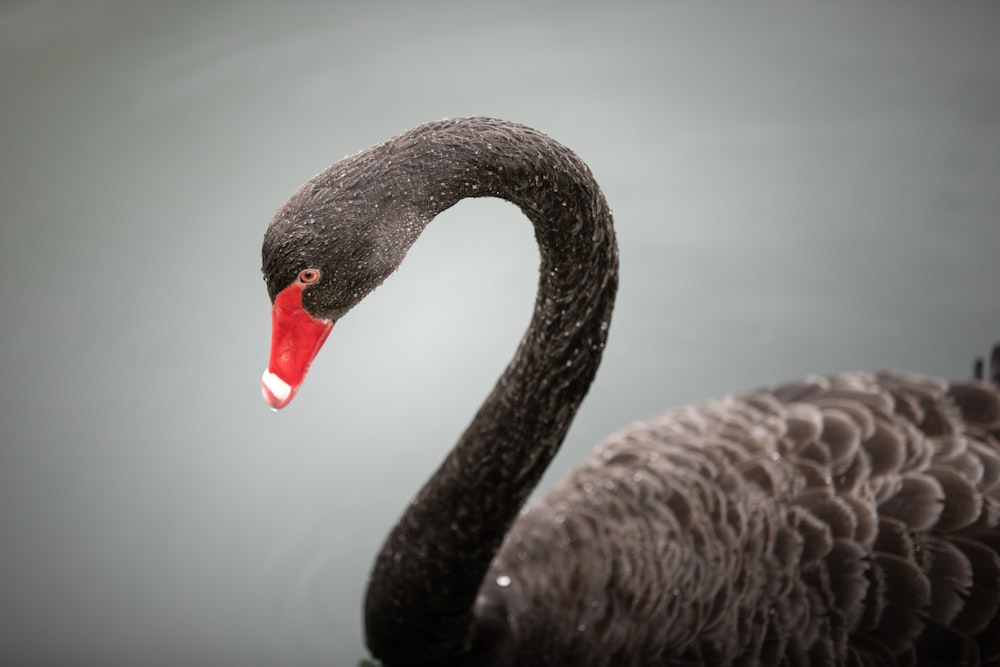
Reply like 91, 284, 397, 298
2, 2, 999, 665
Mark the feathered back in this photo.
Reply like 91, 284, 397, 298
479, 369, 1000, 666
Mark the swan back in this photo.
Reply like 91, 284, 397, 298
478, 370, 1000, 665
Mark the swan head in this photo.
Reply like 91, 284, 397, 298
260, 162, 426, 410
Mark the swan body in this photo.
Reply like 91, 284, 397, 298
260, 117, 1000, 666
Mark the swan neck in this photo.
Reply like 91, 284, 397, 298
364, 118, 619, 665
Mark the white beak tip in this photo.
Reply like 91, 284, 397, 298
261, 370, 293, 410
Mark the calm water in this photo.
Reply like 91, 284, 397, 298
2, 2, 999, 665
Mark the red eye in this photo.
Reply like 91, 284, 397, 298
298, 268, 321, 284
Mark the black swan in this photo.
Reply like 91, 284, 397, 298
260, 117, 1000, 666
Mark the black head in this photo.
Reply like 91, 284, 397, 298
261, 166, 424, 322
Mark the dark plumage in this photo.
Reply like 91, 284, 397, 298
260, 117, 1000, 666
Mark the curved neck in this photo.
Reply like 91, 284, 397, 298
362, 118, 619, 665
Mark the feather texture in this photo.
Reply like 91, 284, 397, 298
479, 370, 1000, 665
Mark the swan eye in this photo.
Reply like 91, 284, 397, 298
298, 268, 321, 284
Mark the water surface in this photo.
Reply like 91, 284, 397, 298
2, 2, 999, 665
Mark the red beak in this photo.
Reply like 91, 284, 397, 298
262, 283, 334, 410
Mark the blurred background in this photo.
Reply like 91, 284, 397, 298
2, 1, 999, 665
